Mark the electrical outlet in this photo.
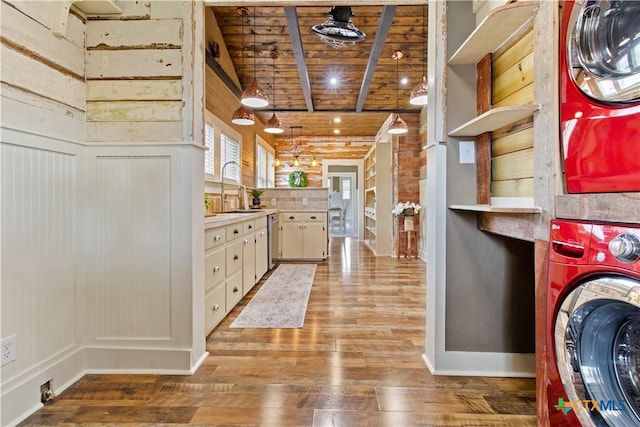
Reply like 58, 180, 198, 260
302, 197, 308, 206
271, 198, 276, 206
1, 334, 16, 366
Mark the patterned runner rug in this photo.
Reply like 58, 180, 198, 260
230, 263, 317, 328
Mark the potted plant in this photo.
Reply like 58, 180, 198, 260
251, 188, 264, 206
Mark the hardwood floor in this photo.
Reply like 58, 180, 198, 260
20, 237, 536, 426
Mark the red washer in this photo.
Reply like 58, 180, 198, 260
560, 0, 640, 193
547, 220, 640, 426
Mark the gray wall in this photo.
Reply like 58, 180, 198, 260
328, 165, 359, 188
444, 0, 535, 354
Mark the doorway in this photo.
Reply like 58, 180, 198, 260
323, 161, 363, 239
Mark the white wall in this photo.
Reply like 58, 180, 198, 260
1, 2, 206, 424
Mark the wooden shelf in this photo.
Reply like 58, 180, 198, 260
448, 105, 539, 137
449, 1, 538, 65
449, 204, 541, 214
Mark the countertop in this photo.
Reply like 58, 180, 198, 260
204, 208, 328, 229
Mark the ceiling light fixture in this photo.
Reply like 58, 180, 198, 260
264, 49, 284, 134
273, 126, 320, 168
241, 7, 269, 108
410, 5, 428, 106
388, 50, 408, 135
311, 6, 366, 49
231, 7, 255, 126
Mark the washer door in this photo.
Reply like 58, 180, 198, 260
555, 276, 640, 426
568, 0, 640, 103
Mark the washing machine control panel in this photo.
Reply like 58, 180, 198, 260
609, 233, 640, 264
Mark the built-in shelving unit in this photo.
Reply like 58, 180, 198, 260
448, 0, 540, 217
364, 142, 392, 256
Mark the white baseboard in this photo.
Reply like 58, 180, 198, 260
2, 346, 209, 426
422, 350, 535, 378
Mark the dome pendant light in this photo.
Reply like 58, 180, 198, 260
231, 7, 255, 126
241, 7, 269, 109
410, 5, 428, 106
264, 49, 284, 134
388, 50, 408, 135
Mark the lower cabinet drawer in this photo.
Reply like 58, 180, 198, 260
205, 284, 225, 334
226, 240, 242, 276
226, 272, 243, 309
302, 212, 326, 222
204, 246, 225, 292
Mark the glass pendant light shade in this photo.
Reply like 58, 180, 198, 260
231, 105, 255, 126
264, 113, 284, 134
309, 157, 319, 167
291, 157, 302, 167
388, 113, 408, 134
241, 79, 269, 108
273, 157, 283, 167
410, 76, 428, 106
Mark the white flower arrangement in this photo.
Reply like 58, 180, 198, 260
392, 201, 422, 217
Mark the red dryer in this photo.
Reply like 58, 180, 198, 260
547, 220, 640, 426
560, 0, 640, 193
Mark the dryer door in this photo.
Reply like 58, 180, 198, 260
568, 0, 640, 103
555, 276, 640, 426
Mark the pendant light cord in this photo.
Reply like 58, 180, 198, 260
253, 7, 257, 83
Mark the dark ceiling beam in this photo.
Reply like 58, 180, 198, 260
356, 5, 397, 112
284, 6, 314, 113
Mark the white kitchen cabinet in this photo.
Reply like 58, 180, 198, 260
279, 212, 327, 260
254, 215, 268, 282
204, 213, 271, 335
241, 219, 256, 296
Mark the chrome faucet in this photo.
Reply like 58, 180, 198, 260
220, 160, 239, 213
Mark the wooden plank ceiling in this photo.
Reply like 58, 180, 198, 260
209, 4, 427, 138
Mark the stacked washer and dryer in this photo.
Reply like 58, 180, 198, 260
547, 0, 640, 426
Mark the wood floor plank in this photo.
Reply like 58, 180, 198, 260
19, 237, 536, 426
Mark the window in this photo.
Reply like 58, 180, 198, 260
220, 133, 240, 183
204, 122, 215, 176
342, 179, 351, 200
204, 110, 242, 184
256, 135, 276, 188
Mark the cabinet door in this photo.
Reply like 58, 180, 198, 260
303, 222, 326, 259
255, 228, 268, 281
281, 221, 303, 259
242, 235, 256, 296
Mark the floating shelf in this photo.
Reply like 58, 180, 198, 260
449, 204, 542, 214
448, 105, 540, 137
449, 1, 539, 65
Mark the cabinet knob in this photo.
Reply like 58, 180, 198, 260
233, 286, 239, 293
234, 254, 239, 260
233, 229, 239, 234
213, 266, 220, 272
289, 216, 295, 220
261, 231, 266, 236
212, 304, 220, 312
248, 224, 253, 229
214, 235, 221, 241
244, 239, 249, 244
311, 216, 317, 219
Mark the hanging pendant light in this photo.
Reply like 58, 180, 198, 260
241, 7, 269, 108
388, 50, 408, 135
231, 105, 255, 126
264, 49, 284, 134
231, 7, 255, 126
410, 5, 428, 106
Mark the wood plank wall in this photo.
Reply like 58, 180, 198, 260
85, 2, 190, 142
491, 28, 535, 197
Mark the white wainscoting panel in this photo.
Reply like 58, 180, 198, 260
93, 156, 172, 340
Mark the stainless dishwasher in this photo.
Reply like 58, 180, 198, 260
267, 213, 279, 269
